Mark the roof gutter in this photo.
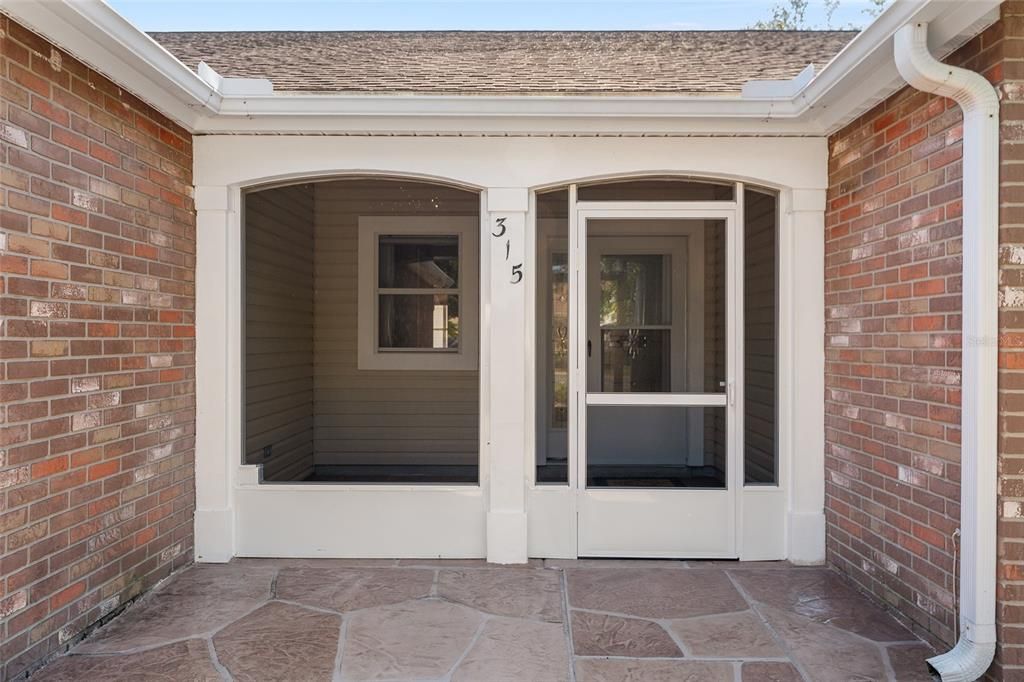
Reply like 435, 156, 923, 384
894, 21, 999, 682
2, 0, 219, 129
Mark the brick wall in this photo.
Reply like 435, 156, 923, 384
826, 2, 1024, 676
1, 16, 195, 680
997, 2, 1024, 676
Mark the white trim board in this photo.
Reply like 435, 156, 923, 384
356, 216, 479, 371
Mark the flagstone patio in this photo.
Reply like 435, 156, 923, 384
32, 559, 935, 681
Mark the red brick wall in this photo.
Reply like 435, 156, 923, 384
826, 3, 1024, 676
997, 3, 1024, 677
1, 17, 195, 680
825, 77, 967, 647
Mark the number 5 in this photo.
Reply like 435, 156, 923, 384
510, 263, 523, 284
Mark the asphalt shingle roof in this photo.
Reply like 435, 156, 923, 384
149, 30, 858, 95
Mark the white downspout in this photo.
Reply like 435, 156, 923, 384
894, 22, 999, 682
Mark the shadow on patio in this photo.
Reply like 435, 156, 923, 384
33, 560, 934, 681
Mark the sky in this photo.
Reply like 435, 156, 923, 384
106, 0, 884, 32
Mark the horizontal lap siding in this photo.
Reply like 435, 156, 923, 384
0, 17, 195, 679
704, 219, 727, 474
312, 181, 480, 467
244, 185, 315, 481
744, 190, 777, 483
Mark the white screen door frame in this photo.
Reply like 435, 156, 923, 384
569, 195, 743, 558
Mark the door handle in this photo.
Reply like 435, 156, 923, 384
720, 380, 735, 406
587, 340, 592, 358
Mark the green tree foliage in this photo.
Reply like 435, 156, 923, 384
750, 0, 890, 30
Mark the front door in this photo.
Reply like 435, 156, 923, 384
572, 207, 738, 557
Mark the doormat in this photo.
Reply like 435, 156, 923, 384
590, 478, 680, 487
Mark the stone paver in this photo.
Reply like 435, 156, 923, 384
277, 566, 433, 611
437, 567, 563, 621
214, 601, 341, 681
34, 640, 221, 681
341, 599, 483, 680
575, 658, 736, 681
74, 563, 276, 653
887, 642, 939, 682
759, 604, 890, 681
571, 610, 681, 657
741, 661, 803, 681
730, 568, 911, 641
567, 566, 748, 619
670, 609, 783, 657
34, 559, 934, 682
452, 617, 569, 682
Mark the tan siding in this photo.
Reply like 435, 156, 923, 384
245, 184, 316, 481
743, 190, 778, 483
704, 220, 727, 475
313, 180, 480, 467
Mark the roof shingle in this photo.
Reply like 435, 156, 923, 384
149, 30, 857, 95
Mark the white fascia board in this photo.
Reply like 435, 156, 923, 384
1, 0, 219, 130
0, 0, 1003, 137
215, 93, 800, 118
192, 113, 822, 136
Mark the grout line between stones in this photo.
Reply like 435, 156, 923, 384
559, 569, 577, 682
205, 636, 233, 682
331, 616, 349, 682
570, 604, 749, 623
656, 617, 693, 658
725, 570, 814, 682
441, 613, 490, 682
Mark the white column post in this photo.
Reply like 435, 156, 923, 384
484, 188, 530, 564
193, 185, 236, 563
787, 188, 827, 564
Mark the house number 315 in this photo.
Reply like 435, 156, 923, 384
493, 217, 523, 284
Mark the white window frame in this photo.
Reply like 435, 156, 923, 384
357, 216, 479, 371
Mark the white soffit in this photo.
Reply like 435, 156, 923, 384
0, 0, 1002, 136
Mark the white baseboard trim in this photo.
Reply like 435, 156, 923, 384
787, 510, 826, 565
486, 510, 528, 564
194, 508, 234, 563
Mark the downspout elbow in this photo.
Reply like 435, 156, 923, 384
928, 638, 997, 682
893, 21, 999, 682
894, 23, 999, 117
